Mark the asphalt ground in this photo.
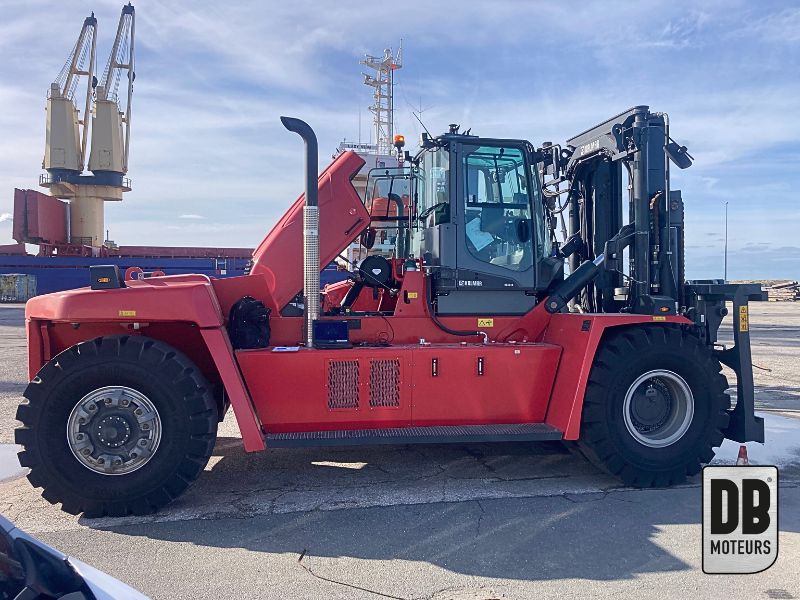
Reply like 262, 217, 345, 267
1, 302, 799, 599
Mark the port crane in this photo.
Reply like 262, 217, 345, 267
41, 4, 135, 250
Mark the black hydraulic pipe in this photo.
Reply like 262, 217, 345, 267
545, 254, 605, 313
631, 109, 650, 304
567, 185, 580, 276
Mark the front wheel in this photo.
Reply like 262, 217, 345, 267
15, 336, 218, 517
578, 325, 729, 487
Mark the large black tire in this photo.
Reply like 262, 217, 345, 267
578, 325, 729, 487
15, 335, 218, 517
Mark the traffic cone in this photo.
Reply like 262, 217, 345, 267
736, 445, 749, 466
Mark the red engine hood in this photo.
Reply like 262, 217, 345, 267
25, 274, 224, 328
249, 150, 368, 311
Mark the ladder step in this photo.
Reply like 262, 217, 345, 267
265, 423, 563, 448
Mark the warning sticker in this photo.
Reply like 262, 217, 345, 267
739, 306, 749, 332
652, 316, 667, 322
477, 318, 494, 328
407, 292, 418, 299
118, 310, 136, 317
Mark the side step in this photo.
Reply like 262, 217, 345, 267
265, 423, 563, 448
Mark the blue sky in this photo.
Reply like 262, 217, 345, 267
0, 0, 798, 279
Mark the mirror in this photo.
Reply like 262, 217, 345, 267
360, 228, 377, 249
665, 141, 693, 169
552, 146, 560, 178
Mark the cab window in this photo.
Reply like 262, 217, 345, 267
416, 147, 450, 227
361, 168, 411, 260
463, 145, 533, 271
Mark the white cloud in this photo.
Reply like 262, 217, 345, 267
0, 212, 12, 223
178, 214, 206, 220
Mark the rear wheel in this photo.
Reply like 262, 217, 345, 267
15, 336, 218, 517
578, 325, 729, 487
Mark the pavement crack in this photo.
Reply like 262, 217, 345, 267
297, 548, 408, 599
561, 491, 609, 503
463, 446, 497, 474
474, 499, 486, 536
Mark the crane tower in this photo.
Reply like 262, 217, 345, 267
41, 4, 135, 248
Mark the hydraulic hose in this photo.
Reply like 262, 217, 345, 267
425, 275, 488, 343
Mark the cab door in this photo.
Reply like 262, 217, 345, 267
413, 143, 458, 274
436, 142, 537, 315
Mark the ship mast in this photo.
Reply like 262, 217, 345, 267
361, 43, 402, 156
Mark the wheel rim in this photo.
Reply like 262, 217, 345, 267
622, 369, 694, 448
67, 386, 162, 475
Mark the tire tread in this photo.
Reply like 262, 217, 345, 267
15, 335, 218, 516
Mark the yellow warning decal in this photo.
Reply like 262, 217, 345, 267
652, 316, 667, 321
407, 292, 418, 299
739, 306, 749, 332
118, 310, 136, 317
478, 318, 494, 328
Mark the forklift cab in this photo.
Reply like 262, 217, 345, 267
411, 131, 552, 315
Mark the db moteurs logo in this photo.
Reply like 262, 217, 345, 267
702, 465, 778, 574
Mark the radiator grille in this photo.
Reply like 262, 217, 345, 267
369, 359, 401, 408
327, 360, 359, 409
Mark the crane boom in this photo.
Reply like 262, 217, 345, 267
89, 3, 135, 178
43, 13, 97, 176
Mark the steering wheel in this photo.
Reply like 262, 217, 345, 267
417, 202, 448, 222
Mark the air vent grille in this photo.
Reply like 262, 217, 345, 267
369, 359, 401, 408
327, 360, 360, 409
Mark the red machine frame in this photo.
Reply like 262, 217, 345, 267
24, 149, 692, 454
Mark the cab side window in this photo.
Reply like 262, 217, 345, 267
418, 146, 450, 227
463, 146, 533, 271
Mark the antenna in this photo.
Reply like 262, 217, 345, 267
412, 110, 432, 139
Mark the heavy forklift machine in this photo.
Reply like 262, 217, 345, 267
16, 107, 765, 516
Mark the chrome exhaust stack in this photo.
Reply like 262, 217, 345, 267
281, 116, 319, 347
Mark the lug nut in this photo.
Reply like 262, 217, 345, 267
141, 424, 150, 430
78, 418, 86, 425
113, 459, 122, 466
139, 439, 148, 446
134, 408, 143, 416
97, 458, 105, 464
76, 433, 84, 441
88, 404, 97, 411
121, 399, 129, 407
82, 448, 91, 455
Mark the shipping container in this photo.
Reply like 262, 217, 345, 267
0, 273, 37, 302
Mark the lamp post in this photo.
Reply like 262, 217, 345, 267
724, 201, 728, 282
